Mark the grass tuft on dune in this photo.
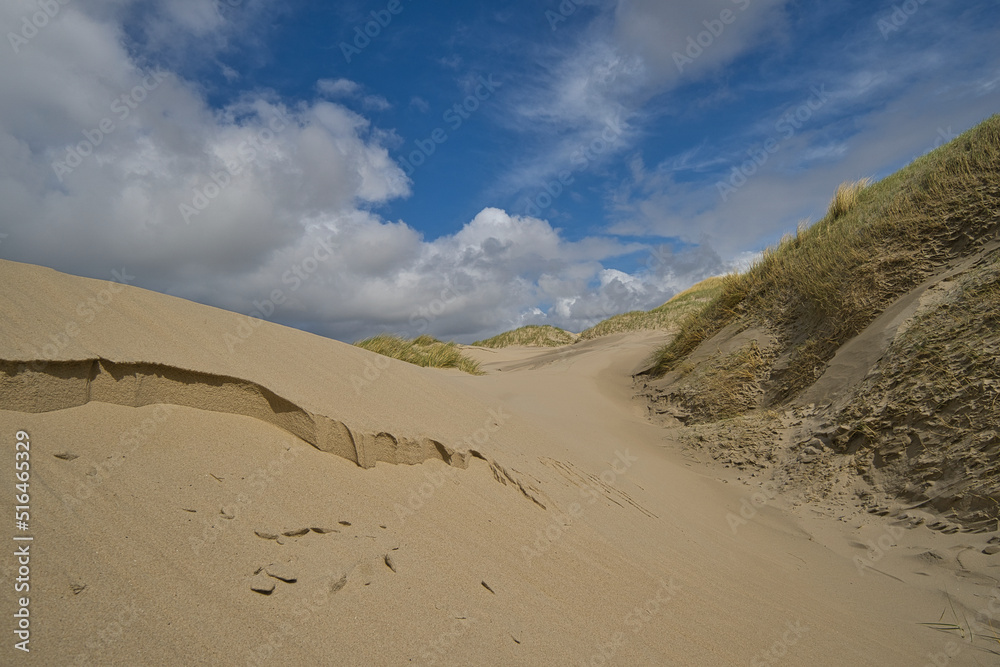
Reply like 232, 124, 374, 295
355, 334, 484, 375
827, 177, 873, 219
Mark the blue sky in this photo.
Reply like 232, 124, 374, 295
1, 0, 998, 343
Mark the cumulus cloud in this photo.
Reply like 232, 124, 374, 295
249, 207, 671, 342
0, 7, 408, 281
26, 1, 979, 345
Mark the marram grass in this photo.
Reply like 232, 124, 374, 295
355, 334, 484, 375
650, 114, 1000, 394
579, 276, 725, 341
473, 325, 576, 348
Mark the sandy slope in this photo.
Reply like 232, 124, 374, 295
1, 260, 997, 665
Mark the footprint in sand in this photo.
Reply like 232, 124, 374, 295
330, 573, 348, 594
250, 561, 298, 593
254, 526, 339, 541
250, 573, 276, 595
265, 562, 298, 583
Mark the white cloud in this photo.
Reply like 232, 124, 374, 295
317, 78, 361, 97
362, 95, 391, 112
318, 78, 391, 112
159, 0, 225, 36
115, 0, 275, 69
12, 1, 989, 347
0, 3, 402, 302
200, 206, 686, 341
220, 63, 239, 82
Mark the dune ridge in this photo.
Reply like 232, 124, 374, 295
0, 357, 472, 470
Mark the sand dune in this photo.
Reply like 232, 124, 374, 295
3, 258, 999, 665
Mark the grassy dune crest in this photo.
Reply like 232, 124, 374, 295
579, 276, 725, 341
651, 114, 1000, 394
355, 334, 484, 375
472, 325, 577, 348
470, 277, 725, 350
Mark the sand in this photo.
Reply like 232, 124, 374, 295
2, 258, 998, 665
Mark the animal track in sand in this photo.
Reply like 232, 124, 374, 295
249, 520, 404, 596
539, 457, 656, 518
249, 561, 300, 594
264, 562, 298, 583
250, 573, 276, 595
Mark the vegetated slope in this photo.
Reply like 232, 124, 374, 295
640, 114, 1000, 527
578, 276, 725, 341
354, 334, 483, 375
470, 277, 724, 351
472, 324, 577, 348
831, 249, 1000, 524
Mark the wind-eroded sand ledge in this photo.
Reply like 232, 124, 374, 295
0, 354, 549, 508
0, 358, 471, 469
